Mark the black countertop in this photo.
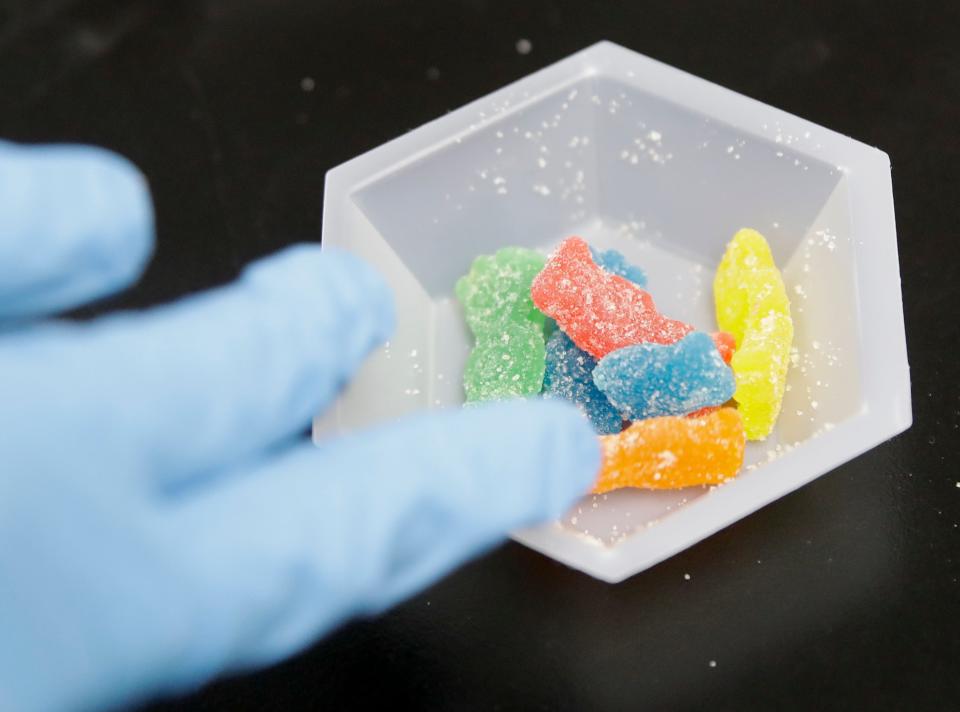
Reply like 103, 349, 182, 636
2, 1, 957, 710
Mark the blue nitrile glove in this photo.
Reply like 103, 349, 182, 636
0, 141, 601, 712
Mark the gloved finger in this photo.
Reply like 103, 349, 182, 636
165, 399, 599, 680
0, 245, 394, 490
0, 140, 154, 321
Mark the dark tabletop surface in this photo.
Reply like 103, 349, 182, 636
2, 1, 958, 710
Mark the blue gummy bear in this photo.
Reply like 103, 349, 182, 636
543, 330, 623, 435
590, 246, 647, 287
592, 332, 735, 420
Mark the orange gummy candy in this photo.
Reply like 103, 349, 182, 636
593, 407, 745, 492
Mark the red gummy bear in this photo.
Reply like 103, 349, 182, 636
533, 237, 732, 360
531, 237, 736, 360
531, 237, 691, 358
711, 330, 736, 364
685, 405, 720, 419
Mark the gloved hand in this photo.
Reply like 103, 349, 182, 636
0, 141, 600, 712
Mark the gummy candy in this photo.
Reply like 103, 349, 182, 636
590, 246, 648, 287
543, 330, 623, 434
462, 320, 545, 402
711, 330, 736, 364
592, 332, 736, 420
714, 229, 793, 440
455, 247, 546, 336
686, 405, 720, 419
541, 247, 646, 434
592, 407, 745, 493
543, 247, 646, 341
531, 237, 693, 358
456, 247, 548, 402
714, 229, 781, 336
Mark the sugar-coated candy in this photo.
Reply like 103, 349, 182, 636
685, 405, 720, 419
710, 330, 736, 364
592, 407, 745, 493
714, 229, 793, 440
455, 247, 546, 336
544, 248, 645, 340
592, 332, 736, 420
531, 237, 693, 358
543, 331, 623, 434
590, 246, 648, 287
456, 247, 548, 403
714, 229, 780, 335
463, 321, 546, 402
546, 244, 647, 433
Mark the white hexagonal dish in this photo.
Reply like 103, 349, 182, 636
313, 41, 911, 583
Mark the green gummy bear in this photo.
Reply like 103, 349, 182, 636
455, 247, 547, 336
463, 321, 546, 402
456, 247, 548, 402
